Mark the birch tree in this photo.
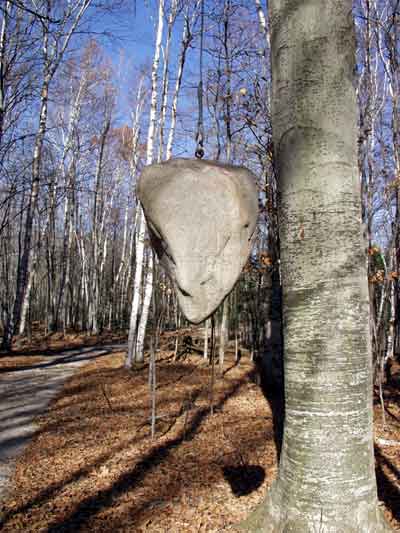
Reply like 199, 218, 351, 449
157, 0, 178, 162
165, 3, 197, 159
0, 1, 11, 148
126, 0, 164, 367
2, 0, 92, 350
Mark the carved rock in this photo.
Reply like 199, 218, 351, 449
137, 158, 258, 324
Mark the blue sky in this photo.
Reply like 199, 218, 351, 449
97, 1, 158, 61
92, 1, 194, 126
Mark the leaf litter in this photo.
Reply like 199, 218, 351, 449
0, 330, 399, 532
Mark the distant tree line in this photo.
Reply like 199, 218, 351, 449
0, 0, 398, 394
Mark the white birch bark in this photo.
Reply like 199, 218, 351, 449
126, 0, 164, 366
0, 0, 11, 147
254, 0, 271, 107
165, 4, 197, 159
157, 0, 177, 162
18, 250, 36, 335
218, 299, 229, 373
90, 114, 111, 334
63, 174, 75, 330
55, 72, 87, 330
254, 0, 270, 50
76, 228, 90, 330
234, 330, 238, 363
120, 84, 144, 327
135, 251, 154, 362
204, 318, 209, 360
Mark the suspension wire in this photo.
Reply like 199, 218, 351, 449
195, 0, 205, 159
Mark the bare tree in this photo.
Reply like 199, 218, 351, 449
126, 0, 165, 367
243, 1, 393, 530
2, 0, 93, 349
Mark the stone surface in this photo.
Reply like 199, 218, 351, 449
137, 158, 258, 323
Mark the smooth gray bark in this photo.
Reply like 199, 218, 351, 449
242, 1, 393, 531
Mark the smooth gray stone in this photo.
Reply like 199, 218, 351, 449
137, 158, 258, 323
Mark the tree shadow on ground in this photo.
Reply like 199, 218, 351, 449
375, 445, 400, 523
1, 367, 266, 532
222, 464, 265, 496
0, 428, 150, 528
102, 371, 271, 531
43, 373, 251, 532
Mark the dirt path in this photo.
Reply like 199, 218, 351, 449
0, 344, 126, 503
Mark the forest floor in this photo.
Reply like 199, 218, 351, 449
0, 332, 127, 507
0, 329, 399, 532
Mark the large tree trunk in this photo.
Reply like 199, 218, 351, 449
243, 1, 392, 531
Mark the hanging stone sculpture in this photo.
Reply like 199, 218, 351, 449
137, 158, 258, 324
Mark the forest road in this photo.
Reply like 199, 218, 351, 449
0, 343, 126, 504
